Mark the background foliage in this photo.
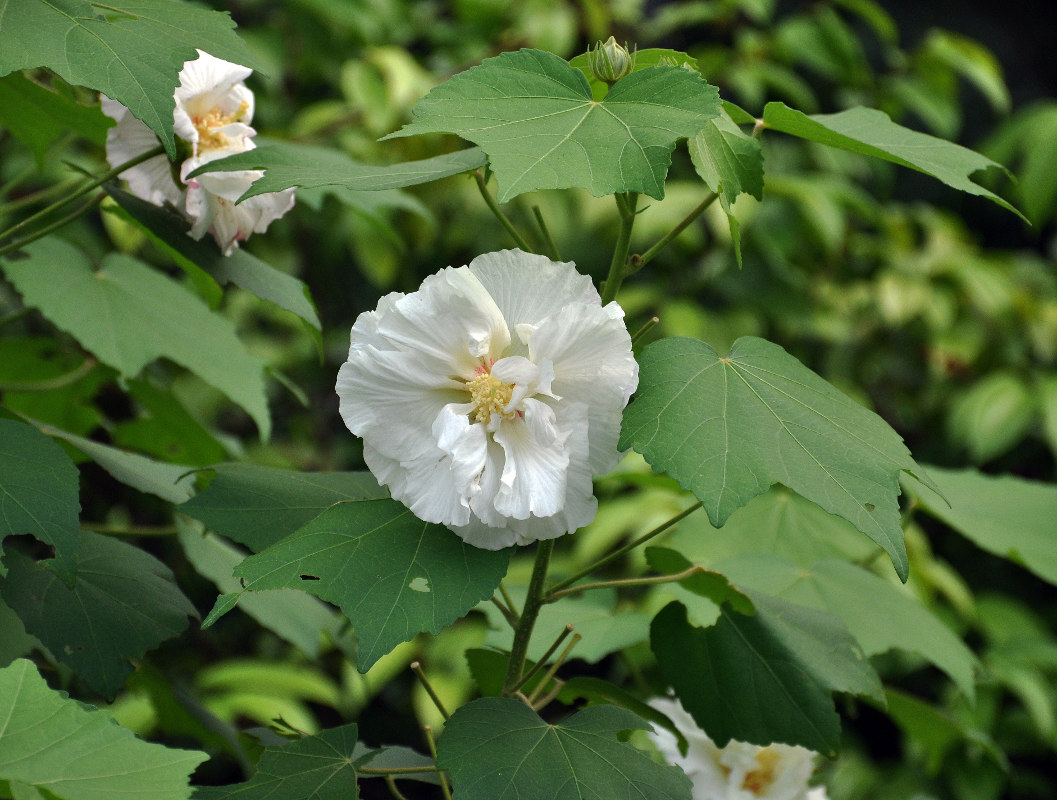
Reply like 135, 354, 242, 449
0, 1, 1055, 799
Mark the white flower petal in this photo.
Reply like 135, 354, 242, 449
468, 249, 599, 331
492, 398, 568, 520
527, 301, 638, 473
364, 443, 471, 527
102, 97, 182, 207
174, 51, 255, 149
433, 403, 489, 513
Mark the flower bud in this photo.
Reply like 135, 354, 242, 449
589, 36, 635, 85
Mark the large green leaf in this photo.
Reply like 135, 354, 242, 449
1, 532, 196, 697
180, 464, 387, 552
904, 467, 1057, 586
761, 102, 1024, 220
0, 658, 207, 799
107, 188, 321, 334
0, 418, 81, 582
0, 72, 111, 165
0, 0, 258, 157
185, 142, 488, 201
193, 724, 370, 799
387, 49, 721, 202
715, 554, 979, 699
436, 697, 692, 800
211, 500, 510, 670
177, 518, 357, 661
621, 336, 931, 580
1, 238, 270, 438
651, 596, 882, 755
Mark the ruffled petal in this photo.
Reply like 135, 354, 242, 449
468, 250, 599, 332
490, 355, 556, 411
376, 266, 510, 378
102, 97, 182, 207
433, 403, 489, 515
527, 301, 638, 473
492, 398, 569, 520
174, 51, 254, 148
363, 443, 471, 527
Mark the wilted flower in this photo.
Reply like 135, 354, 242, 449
335, 250, 638, 549
101, 50, 292, 254
182, 144, 296, 255
648, 697, 829, 800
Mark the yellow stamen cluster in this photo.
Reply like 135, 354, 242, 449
741, 748, 781, 793
194, 100, 250, 151
468, 372, 515, 424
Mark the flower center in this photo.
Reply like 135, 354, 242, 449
467, 370, 515, 424
741, 748, 780, 793
193, 100, 250, 151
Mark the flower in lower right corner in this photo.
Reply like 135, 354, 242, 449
648, 697, 829, 800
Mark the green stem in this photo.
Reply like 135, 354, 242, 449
600, 192, 638, 304
512, 624, 574, 693
410, 661, 450, 721
499, 581, 519, 624
0, 144, 166, 246
531, 205, 560, 261
502, 538, 555, 695
0, 357, 96, 392
526, 633, 581, 705
631, 191, 717, 272
0, 191, 106, 258
384, 776, 410, 800
630, 316, 659, 346
81, 522, 178, 536
544, 502, 702, 600
354, 766, 446, 776
490, 595, 518, 629
474, 171, 534, 253
423, 727, 452, 800
545, 566, 705, 603
0, 177, 82, 217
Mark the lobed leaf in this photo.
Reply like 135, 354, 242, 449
1, 238, 271, 438
620, 336, 933, 580
0, 0, 259, 157
387, 48, 721, 202
436, 697, 693, 800
0, 658, 207, 799
1, 532, 197, 697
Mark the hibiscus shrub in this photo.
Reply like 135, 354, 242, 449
0, 2, 1055, 800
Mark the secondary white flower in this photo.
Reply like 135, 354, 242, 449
648, 697, 829, 800
102, 96, 183, 207
172, 51, 256, 158
335, 250, 638, 549
182, 143, 296, 255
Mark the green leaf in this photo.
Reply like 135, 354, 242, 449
180, 464, 387, 552
177, 518, 357, 661
192, 723, 369, 799
651, 596, 882, 755
761, 102, 1025, 220
0, 0, 259, 158
185, 141, 488, 201
436, 697, 692, 800
387, 49, 721, 202
0, 72, 110, 166
107, 188, 321, 334
1, 532, 196, 697
481, 586, 650, 664
687, 108, 764, 266
1, 238, 271, 438
904, 467, 1057, 586
354, 745, 440, 785
666, 485, 881, 568
621, 336, 929, 580
0, 595, 38, 667
716, 554, 979, 699
219, 500, 510, 670
947, 372, 1035, 463
0, 658, 207, 799
645, 546, 756, 615
883, 689, 1004, 774
111, 379, 228, 466
40, 423, 196, 504
0, 418, 81, 582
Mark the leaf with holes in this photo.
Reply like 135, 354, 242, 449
0, 659, 207, 798
437, 697, 692, 800
621, 336, 933, 580
386, 48, 721, 202
1, 532, 197, 697
210, 499, 509, 670
0, 418, 81, 583
0, 0, 259, 157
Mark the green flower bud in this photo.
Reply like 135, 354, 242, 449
589, 36, 635, 86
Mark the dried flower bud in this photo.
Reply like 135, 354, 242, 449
589, 36, 635, 85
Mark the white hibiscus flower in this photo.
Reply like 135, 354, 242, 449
182, 142, 296, 256
102, 50, 293, 254
648, 697, 829, 800
335, 249, 639, 549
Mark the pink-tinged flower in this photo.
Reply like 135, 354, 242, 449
648, 697, 829, 800
335, 250, 639, 549
182, 143, 296, 256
